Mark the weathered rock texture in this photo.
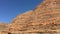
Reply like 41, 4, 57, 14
0, 0, 60, 34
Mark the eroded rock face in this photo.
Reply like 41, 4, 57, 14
8, 10, 34, 31
34, 0, 60, 24
8, 0, 60, 33
0, 0, 60, 34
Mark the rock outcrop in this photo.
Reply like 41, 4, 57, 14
0, 0, 60, 34
0, 23, 8, 34
8, 0, 60, 34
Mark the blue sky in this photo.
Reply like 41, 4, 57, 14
0, 0, 43, 23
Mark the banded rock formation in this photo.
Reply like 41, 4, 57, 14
8, 0, 60, 33
0, 0, 60, 34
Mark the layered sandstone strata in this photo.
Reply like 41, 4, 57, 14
0, 0, 60, 34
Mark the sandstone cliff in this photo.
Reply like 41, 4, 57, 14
8, 0, 60, 33
0, 0, 60, 34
